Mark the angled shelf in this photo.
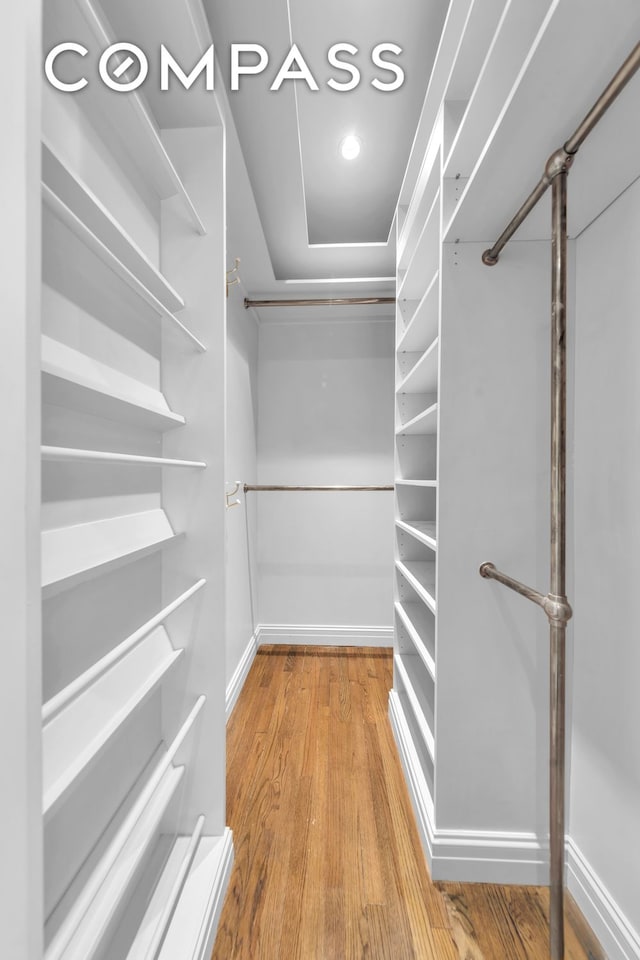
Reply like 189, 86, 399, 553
45, 766, 183, 960
41, 509, 181, 596
154, 831, 233, 960
398, 140, 441, 269
42, 580, 207, 724
44, 0, 206, 235
394, 653, 435, 762
396, 559, 437, 614
395, 601, 436, 680
396, 402, 438, 437
397, 188, 441, 302
43, 626, 183, 818
124, 819, 206, 959
44, 698, 206, 960
42, 140, 185, 313
42, 446, 206, 469
396, 519, 437, 552
41, 335, 186, 431
397, 338, 439, 395
397, 271, 439, 354
444, 0, 548, 179
42, 185, 205, 352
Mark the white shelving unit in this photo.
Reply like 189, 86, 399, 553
393, 93, 442, 836
39, 0, 232, 957
391, 0, 552, 882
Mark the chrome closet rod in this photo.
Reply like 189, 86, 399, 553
243, 484, 393, 492
479, 41, 640, 960
244, 297, 396, 309
481, 41, 640, 266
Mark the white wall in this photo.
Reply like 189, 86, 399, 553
569, 179, 640, 957
0, 4, 42, 958
225, 292, 259, 687
436, 241, 551, 852
256, 318, 395, 633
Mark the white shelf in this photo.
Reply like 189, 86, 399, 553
445, 0, 508, 103
44, 697, 206, 960
44, 0, 206, 235
156, 832, 233, 960
396, 519, 437, 552
444, 0, 547, 179
43, 626, 183, 818
42, 509, 181, 596
43, 580, 207, 724
42, 335, 186, 431
396, 559, 437, 614
42, 140, 185, 313
42, 185, 205, 352
397, 188, 441, 302
125, 819, 205, 960
397, 338, 439, 395
394, 654, 435, 762
395, 601, 436, 680
42, 446, 206, 469
397, 271, 439, 354
398, 138, 441, 269
396, 402, 438, 436
395, 479, 438, 488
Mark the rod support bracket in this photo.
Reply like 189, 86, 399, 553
542, 593, 573, 626
481, 251, 499, 266
544, 147, 574, 183
479, 561, 496, 578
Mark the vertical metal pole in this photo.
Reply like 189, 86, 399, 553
549, 170, 568, 960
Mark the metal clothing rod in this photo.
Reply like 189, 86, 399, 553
244, 297, 396, 309
244, 484, 393, 492
482, 41, 640, 266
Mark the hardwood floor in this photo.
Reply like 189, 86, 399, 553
211, 646, 602, 960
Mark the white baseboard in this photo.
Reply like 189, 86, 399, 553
567, 836, 640, 960
256, 623, 394, 647
389, 689, 548, 885
389, 689, 435, 864
226, 632, 258, 721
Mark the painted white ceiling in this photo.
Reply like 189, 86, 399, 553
205, 0, 449, 295
100, 0, 449, 299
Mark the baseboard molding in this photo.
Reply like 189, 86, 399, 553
567, 836, 640, 960
389, 689, 435, 865
256, 623, 394, 647
389, 689, 548, 885
226, 633, 258, 722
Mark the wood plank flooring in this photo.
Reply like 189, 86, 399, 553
211, 646, 602, 960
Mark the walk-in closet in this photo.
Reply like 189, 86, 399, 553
3, 0, 640, 958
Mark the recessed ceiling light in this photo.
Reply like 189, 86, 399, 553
340, 135, 361, 160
